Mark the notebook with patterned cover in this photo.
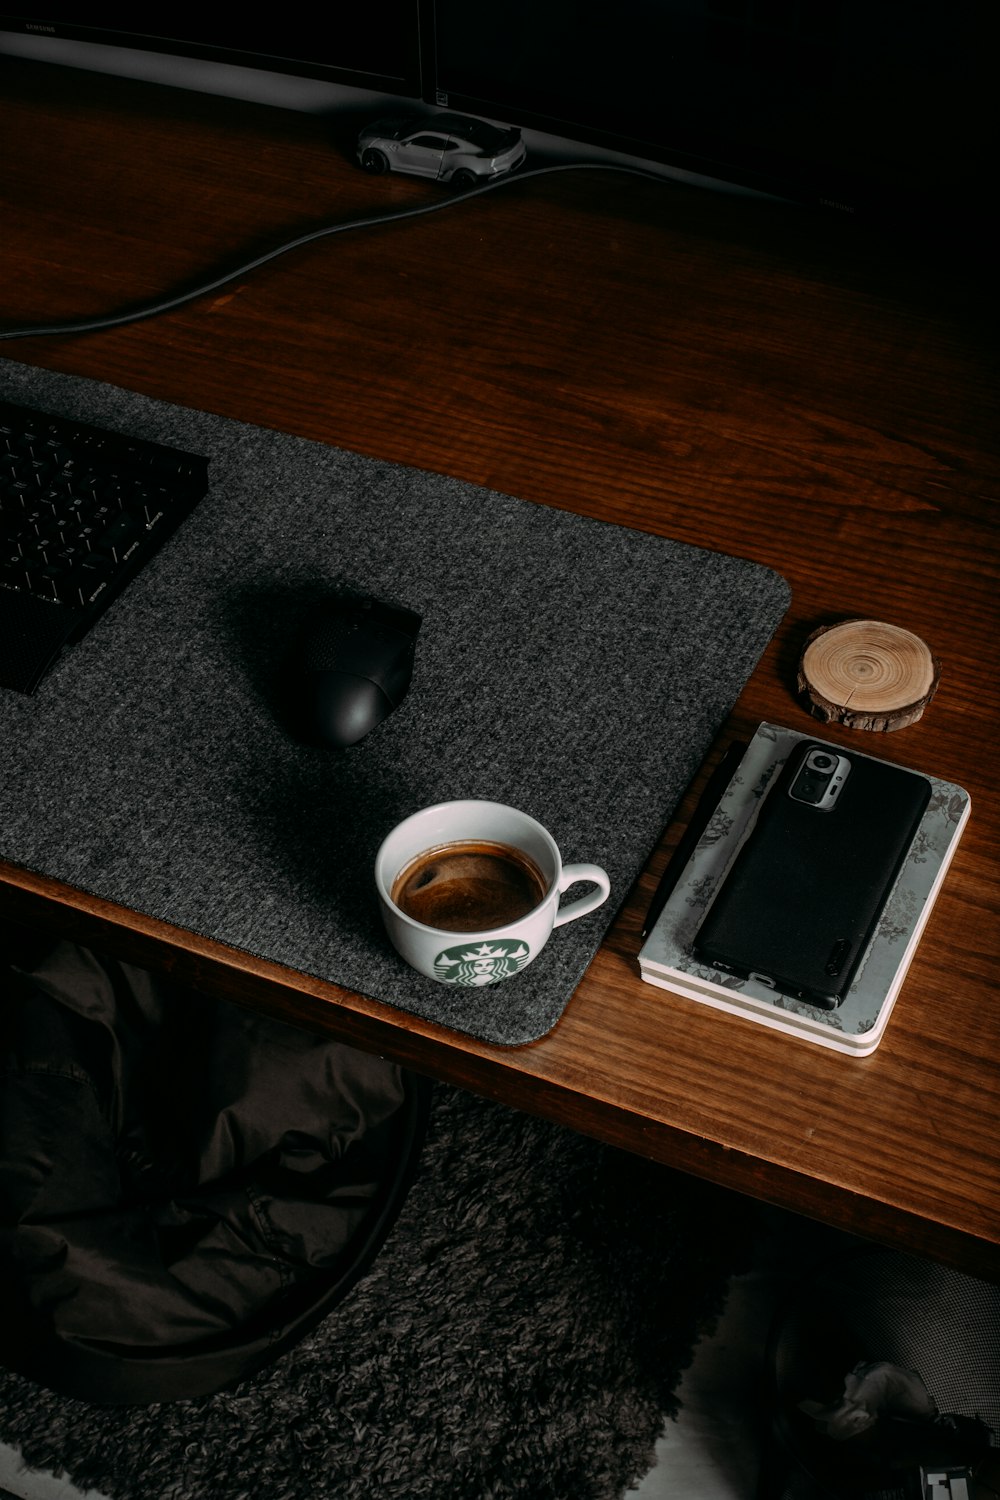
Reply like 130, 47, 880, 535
638, 723, 970, 1054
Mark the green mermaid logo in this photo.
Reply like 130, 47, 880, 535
433, 939, 532, 986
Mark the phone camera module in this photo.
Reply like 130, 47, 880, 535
791, 747, 851, 810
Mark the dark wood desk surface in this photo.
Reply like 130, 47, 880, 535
2, 58, 998, 1279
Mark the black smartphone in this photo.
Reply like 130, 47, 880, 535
692, 741, 931, 1008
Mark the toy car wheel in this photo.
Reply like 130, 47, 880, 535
451, 169, 479, 191
361, 148, 390, 175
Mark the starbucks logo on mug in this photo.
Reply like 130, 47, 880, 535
433, 939, 532, 986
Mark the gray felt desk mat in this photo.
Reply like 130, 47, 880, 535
0, 360, 790, 1045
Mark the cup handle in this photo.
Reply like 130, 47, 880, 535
552, 863, 611, 928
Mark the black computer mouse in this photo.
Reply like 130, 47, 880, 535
283, 593, 421, 748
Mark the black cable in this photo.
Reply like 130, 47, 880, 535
0, 161, 668, 344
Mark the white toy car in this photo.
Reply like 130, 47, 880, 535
356, 113, 526, 188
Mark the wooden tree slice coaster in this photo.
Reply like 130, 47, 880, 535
798, 619, 941, 732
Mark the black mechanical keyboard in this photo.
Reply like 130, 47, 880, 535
0, 399, 209, 693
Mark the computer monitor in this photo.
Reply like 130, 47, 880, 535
426, 0, 993, 233
2, 3, 991, 238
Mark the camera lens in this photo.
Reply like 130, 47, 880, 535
810, 753, 834, 772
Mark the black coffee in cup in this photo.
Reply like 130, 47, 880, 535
391, 840, 547, 932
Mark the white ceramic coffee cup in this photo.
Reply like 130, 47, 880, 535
375, 799, 611, 986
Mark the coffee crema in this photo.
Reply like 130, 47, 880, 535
391, 840, 547, 932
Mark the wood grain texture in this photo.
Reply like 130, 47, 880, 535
799, 619, 942, 730
2, 57, 998, 1279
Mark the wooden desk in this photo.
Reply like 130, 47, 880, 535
2, 58, 998, 1279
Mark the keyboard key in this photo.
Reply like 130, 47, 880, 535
0, 399, 209, 693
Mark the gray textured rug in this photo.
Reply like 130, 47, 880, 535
0, 1085, 750, 1500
